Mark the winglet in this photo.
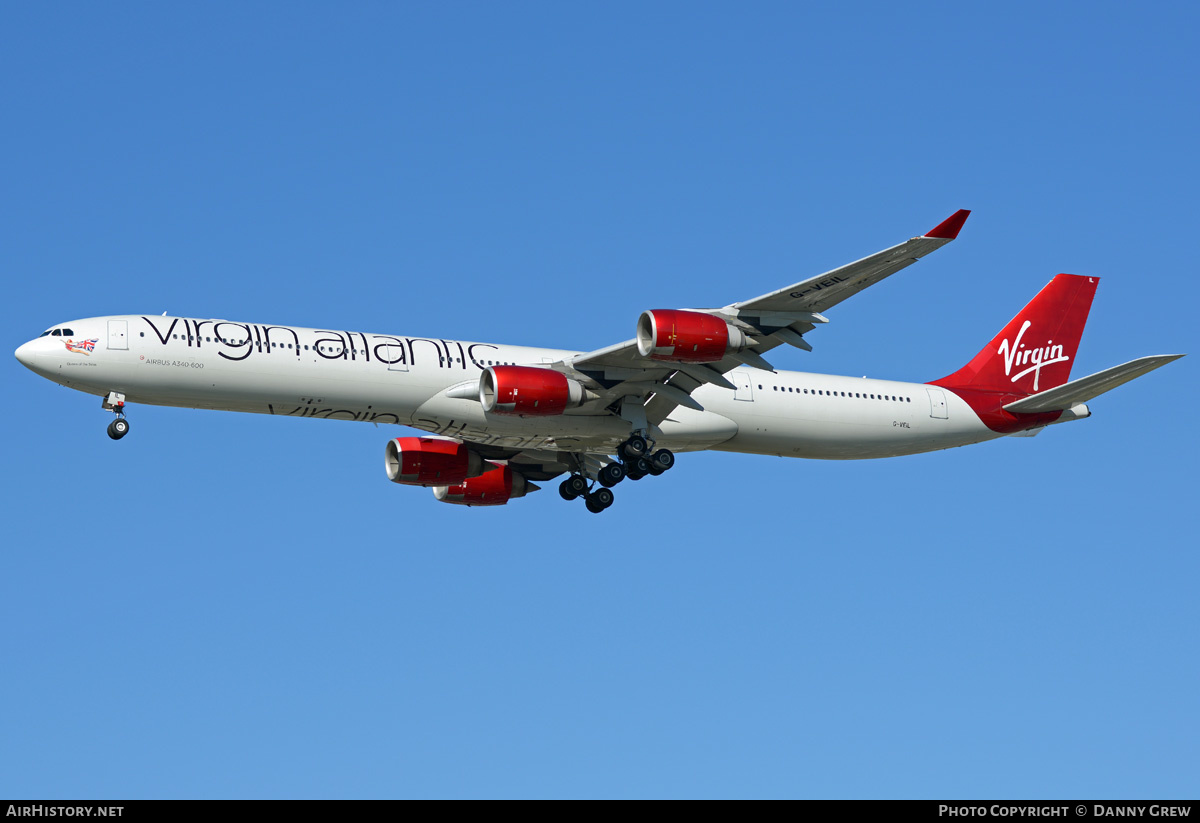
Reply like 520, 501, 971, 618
925, 209, 971, 240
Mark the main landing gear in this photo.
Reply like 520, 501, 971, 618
558, 473, 615, 513
558, 434, 675, 514
103, 392, 130, 440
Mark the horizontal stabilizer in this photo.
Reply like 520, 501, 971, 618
1003, 354, 1184, 413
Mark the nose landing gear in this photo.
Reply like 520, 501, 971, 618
103, 392, 129, 440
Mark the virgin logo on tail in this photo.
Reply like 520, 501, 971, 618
998, 320, 1068, 392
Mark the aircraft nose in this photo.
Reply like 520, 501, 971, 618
15, 339, 38, 368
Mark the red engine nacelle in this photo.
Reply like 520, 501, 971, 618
433, 463, 534, 506
385, 437, 484, 486
636, 309, 751, 363
480, 365, 589, 416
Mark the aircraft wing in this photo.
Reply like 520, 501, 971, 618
553, 210, 971, 426
729, 209, 971, 316
1002, 354, 1185, 413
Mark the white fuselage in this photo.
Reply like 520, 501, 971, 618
16, 314, 1002, 459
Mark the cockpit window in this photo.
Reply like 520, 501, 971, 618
52, 329, 62, 336
38, 328, 75, 337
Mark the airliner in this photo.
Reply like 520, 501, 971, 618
14, 210, 1183, 513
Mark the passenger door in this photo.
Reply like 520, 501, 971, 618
107, 320, 128, 351
926, 388, 948, 419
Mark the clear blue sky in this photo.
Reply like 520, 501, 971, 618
3, 1, 1196, 799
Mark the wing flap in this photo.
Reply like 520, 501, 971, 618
1003, 354, 1184, 413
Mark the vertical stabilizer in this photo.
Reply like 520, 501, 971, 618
931, 274, 1098, 396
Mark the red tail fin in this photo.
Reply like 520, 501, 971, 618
931, 274, 1098, 396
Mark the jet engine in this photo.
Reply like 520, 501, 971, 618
480, 365, 590, 416
385, 436, 485, 486
432, 463, 535, 506
636, 309, 751, 363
